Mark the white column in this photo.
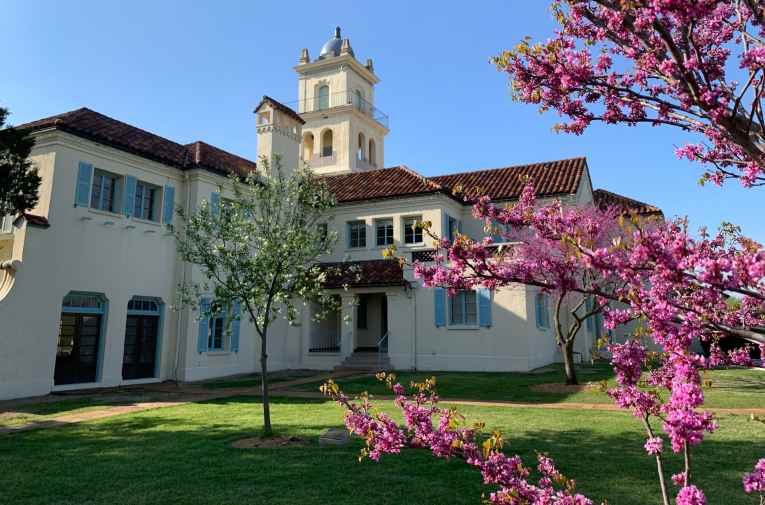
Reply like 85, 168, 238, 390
340, 294, 356, 356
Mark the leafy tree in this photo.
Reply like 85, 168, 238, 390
176, 157, 336, 435
0, 106, 41, 216
494, 0, 765, 187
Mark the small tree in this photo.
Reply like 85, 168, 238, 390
0, 106, 41, 216
176, 157, 336, 435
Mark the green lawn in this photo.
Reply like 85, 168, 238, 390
1, 396, 762, 504
290, 365, 765, 409
199, 369, 319, 389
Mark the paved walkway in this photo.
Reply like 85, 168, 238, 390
0, 370, 368, 435
3, 372, 763, 434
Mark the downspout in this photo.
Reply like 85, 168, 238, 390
172, 172, 192, 382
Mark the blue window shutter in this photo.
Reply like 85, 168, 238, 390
434, 288, 446, 327
491, 219, 503, 243
162, 185, 175, 225
230, 300, 241, 353
197, 297, 211, 353
75, 161, 93, 207
210, 191, 221, 217
478, 289, 492, 327
457, 219, 463, 236
535, 294, 543, 328
123, 176, 137, 216
441, 212, 450, 241
585, 297, 595, 333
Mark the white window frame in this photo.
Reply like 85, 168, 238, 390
133, 180, 161, 222
403, 215, 423, 245
448, 290, 478, 327
375, 218, 394, 247
90, 169, 121, 213
347, 220, 366, 249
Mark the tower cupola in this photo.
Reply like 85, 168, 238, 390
318, 27, 344, 60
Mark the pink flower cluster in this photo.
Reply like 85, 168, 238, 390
743, 458, 765, 495
322, 376, 593, 504
411, 182, 765, 502
496, 0, 765, 187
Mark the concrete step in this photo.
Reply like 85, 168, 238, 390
334, 352, 390, 372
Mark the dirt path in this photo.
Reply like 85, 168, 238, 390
0, 370, 368, 435
275, 390, 765, 416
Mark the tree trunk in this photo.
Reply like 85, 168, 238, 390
259, 330, 272, 436
561, 341, 578, 385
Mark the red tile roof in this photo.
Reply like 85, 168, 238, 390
19, 108, 256, 177
322, 165, 445, 203
593, 189, 663, 217
324, 157, 587, 204
430, 157, 587, 201
185, 141, 257, 177
318, 259, 406, 288
254, 95, 305, 125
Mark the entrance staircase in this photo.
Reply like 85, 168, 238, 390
334, 350, 390, 372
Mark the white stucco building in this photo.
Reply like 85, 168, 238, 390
0, 28, 662, 400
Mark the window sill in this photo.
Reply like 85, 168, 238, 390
446, 324, 480, 331
133, 217, 161, 227
205, 351, 232, 356
86, 208, 123, 220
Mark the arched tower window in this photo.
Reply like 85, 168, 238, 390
357, 132, 366, 161
316, 85, 330, 111
368, 139, 376, 167
354, 89, 365, 113
321, 129, 334, 157
303, 132, 315, 161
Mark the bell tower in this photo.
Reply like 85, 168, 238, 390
294, 27, 389, 175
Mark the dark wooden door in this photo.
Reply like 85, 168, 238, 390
122, 315, 159, 380
54, 314, 101, 385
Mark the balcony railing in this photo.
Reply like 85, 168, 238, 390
355, 157, 377, 171
0, 215, 14, 234
308, 152, 337, 167
288, 91, 389, 129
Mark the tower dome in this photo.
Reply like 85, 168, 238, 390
318, 26, 344, 59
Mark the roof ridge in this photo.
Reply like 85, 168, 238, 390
431, 156, 587, 179
397, 164, 444, 192
593, 188, 658, 208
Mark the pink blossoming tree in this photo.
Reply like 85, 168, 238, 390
326, 1, 765, 503
493, 0, 765, 187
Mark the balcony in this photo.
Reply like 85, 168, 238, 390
308, 152, 337, 167
355, 157, 377, 171
288, 91, 389, 129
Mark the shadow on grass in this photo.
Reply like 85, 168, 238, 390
0, 395, 760, 505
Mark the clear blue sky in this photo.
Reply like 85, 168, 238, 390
3, 1, 763, 243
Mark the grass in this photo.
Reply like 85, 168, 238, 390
199, 369, 319, 389
1, 396, 762, 504
289, 365, 765, 409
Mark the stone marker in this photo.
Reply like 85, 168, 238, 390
319, 427, 350, 446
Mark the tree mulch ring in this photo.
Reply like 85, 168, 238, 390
530, 382, 602, 394
231, 436, 308, 449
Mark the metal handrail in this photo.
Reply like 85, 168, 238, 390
377, 331, 389, 368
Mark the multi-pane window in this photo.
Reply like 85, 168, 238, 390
448, 216, 459, 242
535, 293, 551, 329
318, 223, 328, 246
404, 216, 423, 244
450, 290, 477, 326
348, 220, 366, 248
376, 219, 394, 246
134, 181, 157, 221
208, 314, 225, 351
90, 170, 119, 212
